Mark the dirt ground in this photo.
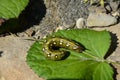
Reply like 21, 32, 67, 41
0, 23, 120, 80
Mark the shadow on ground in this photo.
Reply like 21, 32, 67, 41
0, 0, 46, 34
104, 32, 118, 59
104, 32, 118, 80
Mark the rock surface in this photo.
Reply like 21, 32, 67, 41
76, 18, 86, 28
0, 36, 44, 80
86, 13, 117, 27
33, 0, 89, 39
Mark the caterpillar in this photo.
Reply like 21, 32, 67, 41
42, 37, 83, 61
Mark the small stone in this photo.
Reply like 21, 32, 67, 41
76, 18, 86, 28
112, 11, 120, 17
105, 4, 112, 13
109, 1, 120, 12
86, 13, 117, 27
54, 26, 63, 32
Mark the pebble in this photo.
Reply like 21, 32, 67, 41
76, 18, 86, 28
86, 13, 117, 27
109, 1, 120, 12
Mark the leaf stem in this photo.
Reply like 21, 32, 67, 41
105, 59, 120, 65
83, 51, 120, 65
82, 51, 105, 62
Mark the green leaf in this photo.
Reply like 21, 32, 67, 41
0, 0, 29, 19
51, 29, 111, 58
26, 29, 113, 80
93, 62, 114, 80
